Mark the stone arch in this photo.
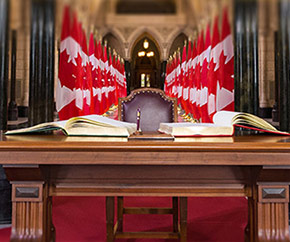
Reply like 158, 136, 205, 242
127, 28, 163, 61
130, 33, 162, 90
165, 30, 188, 59
102, 30, 126, 57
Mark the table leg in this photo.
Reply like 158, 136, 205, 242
245, 185, 257, 242
106, 196, 115, 242
256, 184, 290, 242
172, 197, 178, 233
117, 196, 123, 232
10, 182, 54, 242
179, 197, 187, 242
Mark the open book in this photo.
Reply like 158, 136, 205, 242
5, 115, 137, 137
159, 111, 290, 137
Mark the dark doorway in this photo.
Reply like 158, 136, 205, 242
130, 35, 161, 90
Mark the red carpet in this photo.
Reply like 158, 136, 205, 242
0, 196, 248, 242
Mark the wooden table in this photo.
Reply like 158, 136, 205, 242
1, 133, 290, 242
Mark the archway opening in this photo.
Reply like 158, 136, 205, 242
168, 33, 188, 58
130, 35, 161, 90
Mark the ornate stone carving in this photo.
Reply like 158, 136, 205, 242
155, 26, 176, 41
116, 26, 136, 41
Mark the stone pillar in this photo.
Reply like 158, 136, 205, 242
277, 0, 290, 131
29, 0, 55, 126
0, 0, 9, 131
234, 0, 259, 115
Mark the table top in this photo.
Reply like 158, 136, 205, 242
1, 131, 290, 153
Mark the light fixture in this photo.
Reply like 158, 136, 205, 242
146, 51, 154, 57
138, 51, 146, 57
143, 39, 149, 49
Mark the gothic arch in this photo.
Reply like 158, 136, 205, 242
165, 29, 189, 59
102, 31, 125, 57
127, 28, 163, 61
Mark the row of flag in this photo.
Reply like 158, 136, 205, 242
56, 6, 127, 121
164, 8, 234, 123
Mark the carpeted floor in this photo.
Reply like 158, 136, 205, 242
0, 196, 248, 242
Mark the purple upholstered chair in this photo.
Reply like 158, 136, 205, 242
118, 87, 177, 131
105, 88, 187, 241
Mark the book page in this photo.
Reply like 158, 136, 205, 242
159, 122, 233, 136
212, 111, 241, 127
66, 122, 131, 136
5, 120, 66, 135
65, 115, 137, 134
213, 111, 279, 133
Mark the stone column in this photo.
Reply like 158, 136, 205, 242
0, 0, 9, 131
29, 0, 55, 126
234, 0, 259, 115
277, 0, 290, 131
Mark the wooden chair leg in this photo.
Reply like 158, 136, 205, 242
172, 197, 178, 232
106, 196, 115, 242
179, 197, 187, 242
117, 196, 124, 232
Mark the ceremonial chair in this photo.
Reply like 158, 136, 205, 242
106, 87, 187, 241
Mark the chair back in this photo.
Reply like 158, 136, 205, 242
118, 88, 177, 132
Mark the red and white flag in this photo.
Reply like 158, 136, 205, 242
176, 51, 182, 105
57, 6, 74, 120
112, 52, 119, 105
120, 59, 127, 97
189, 40, 198, 118
186, 41, 192, 114
180, 42, 188, 112
200, 24, 211, 123
56, 9, 84, 120
80, 28, 93, 115
195, 31, 204, 121
102, 42, 109, 113
171, 54, 178, 98
108, 50, 114, 107
208, 16, 222, 121
95, 39, 103, 114
217, 8, 234, 112
88, 32, 101, 114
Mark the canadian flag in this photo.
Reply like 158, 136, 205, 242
96, 40, 106, 114
102, 42, 109, 113
56, 8, 84, 120
56, 6, 74, 120
165, 58, 174, 97
95, 39, 103, 114
180, 42, 188, 113
120, 59, 127, 97
176, 51, 182, 105
72, 16, 84, 116
170, 55, 175, 98
195, 31, 204, 121
170, 56, 177, 98
189, 40, 198, 119
164, 59, 169, 96
217, 8, 234, 112
186, 41, 192, 114
168, 59, 174, 97
88, 32, 101, 114
80, 27, 93, 115
108, 50, 114, 107
208, 16, 222, 121
200, 24, 211, 123
112, 52, 119, 105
